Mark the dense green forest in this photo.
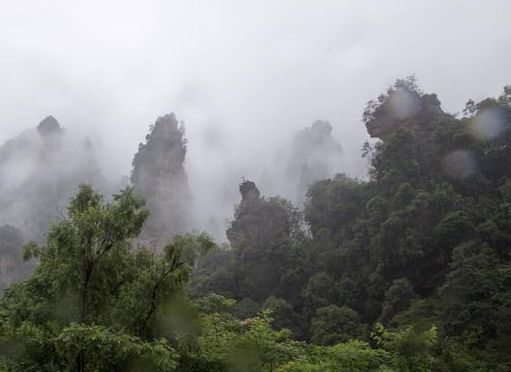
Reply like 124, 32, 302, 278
1, 79, 511, 371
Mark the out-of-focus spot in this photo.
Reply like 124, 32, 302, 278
470, 108, 506, 141
389, 89, 420, 120
442, 150, 477, 178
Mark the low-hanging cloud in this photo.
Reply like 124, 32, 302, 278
1, 0, 510, 241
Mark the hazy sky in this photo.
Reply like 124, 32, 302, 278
1, 0, 510, 206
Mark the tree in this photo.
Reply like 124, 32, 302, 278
304, 272, 337, 317
0, 185, 212, 371
276, 340, 386, 372
194, 301, 302, 372
380, 278, 417, 324
311, 305, 366, 345
189, 80, 511, 367
262, 296, 295, 331
223, 180, 303, 302
372, 322, 438, 372
305, 174, 367, 242
439, 242, 501, 348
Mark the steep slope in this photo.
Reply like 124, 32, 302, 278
131, 113, 192, 243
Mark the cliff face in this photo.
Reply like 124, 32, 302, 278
287, 120, 342, 202
363, 80, 447, 140
0, 116, 103, 240
131, 113, 192, 242
37, 115, 61, 136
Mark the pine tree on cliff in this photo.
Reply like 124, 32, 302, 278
131, 113, 192, 242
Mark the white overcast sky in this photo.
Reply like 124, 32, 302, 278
1, 0, 510, 181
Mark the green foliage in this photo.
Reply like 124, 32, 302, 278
380, 278, 417, 324
194, 306, 302, 372
311, 305, 366, 345
277, 340, 386, 372
52, 324, 178, 371
191, 81, 511, 369
4, 79, 511, 370
262, 296, 294, 331
373, 322, 438, 371
305, 174, 368, 242
194, 180, 307, 310
0, 185, 213, 371
438, 241, 511, 370
304, 272, 337, 314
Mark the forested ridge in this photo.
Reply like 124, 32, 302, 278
1, 79, 511, 371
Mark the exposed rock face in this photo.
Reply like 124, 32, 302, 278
0, 116, 104, 240
131, 113, 192, 243
239, 180, 260, 202
287, 120, 342, 202
37, 115, 61, 136
364, 82, 446, 140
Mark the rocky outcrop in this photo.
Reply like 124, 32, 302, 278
131, 113, 192, 243
37, 115, 62, 136
364, 81, 446, 140
287, 120, 342, 202
0, 116, 104, 240
239, 179, 260, 202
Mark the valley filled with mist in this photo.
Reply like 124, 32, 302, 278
1, 1, 511, 371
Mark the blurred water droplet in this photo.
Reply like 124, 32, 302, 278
389, 89, 420, 120
442, 150, 477, 178
471, 108, 505, 141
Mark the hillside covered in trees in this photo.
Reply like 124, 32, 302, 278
1, 79, 511, 371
